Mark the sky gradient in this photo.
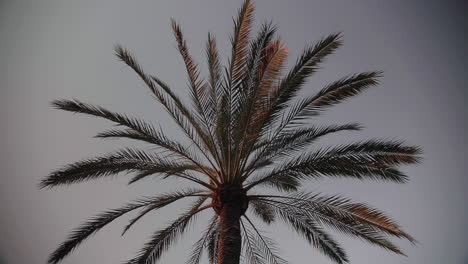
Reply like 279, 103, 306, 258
1, 0, 467, 263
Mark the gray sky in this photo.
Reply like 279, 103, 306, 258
1, 0, 467, 263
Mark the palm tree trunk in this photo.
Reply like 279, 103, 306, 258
217, 202, 242, 264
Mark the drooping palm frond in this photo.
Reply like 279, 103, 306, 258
122, 190, 210, 236
242, 216, 288, 264
207, 220, 220, 264
240, 219, 267, 264
48, 189, 203, 264
260, 198, 349, 264
126, 197, 210, 264
248, 199, 276, 224
303, 193, 413, 241
253, 173, 301, 192
252, 192, 414, 241
250, 194, 409, 256
186, 215, 219, 264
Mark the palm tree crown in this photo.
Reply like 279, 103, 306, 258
42, 1, 421, 263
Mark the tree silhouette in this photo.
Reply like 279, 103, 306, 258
41, 0, 421, 263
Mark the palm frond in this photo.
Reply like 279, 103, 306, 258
115, 45, 221, 173
228, 0, 255, 95
52, 99, 158, 139
96, 128, 159, 143
249, 199, 276, 224
247, 139, 421, 190
242, 216, 288, 264
242, 39, 287, 143
186, 215, 219, 264
235, 27, 288, 174
47, 193, 196, 264
171, 19, 207, 121
207, 220, 220, 264
125, 197, 209, 264
254, 196, 406, 255
206, 33, 222, 130
238, 34, 343, 178
52, 99, 207, 169
258, 33, 342, 136
249, 198, 348, 264
303, 193, 414, 241
122, 190, 208, 236
244, 123, 363, 177
254, 192, 414, 242
218, 0, 255, 182
240, 219, 266, 264
232, 22, 278, 161
250, 173, 300, 192
172, 19, 221, 164
40, 148, 197, 188
281, 72, 381, 129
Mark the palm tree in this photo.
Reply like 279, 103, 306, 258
41, 0, 421, 263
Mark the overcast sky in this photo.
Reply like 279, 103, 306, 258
1, 0, 467, 263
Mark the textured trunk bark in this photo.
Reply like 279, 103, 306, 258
217, 202, 242, 264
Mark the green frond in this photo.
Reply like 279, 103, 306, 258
218, 0, 255, 182
186, 215, 219, 264
206, 33, 222, 130
47, 194, 197, 264
52, 99, 159, 139
247, 139, 421, 190
244, 123, 363, 176
40, 148, 197, 188
171, 19, 206, 114
248, 173, 300, 192
249, 198, 348, 264
228, 0, 255, 94
249, 199, 276, 224
115, 45, 220, 171
234, 23, 286, 175
150, 75, 222, 177
253, 196, 407, 256
242, 216, 288, 264
52, 99, 206, 169
232, 22, 277, 150
240, 219, 266, 264
171, 19, 217, 152
281, 72, 382, 128
258, 33, 342, 136
256, 192, 414, 242
122, 190, 208, 236
207, 220, 220, 264
125, 197, 209, 264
